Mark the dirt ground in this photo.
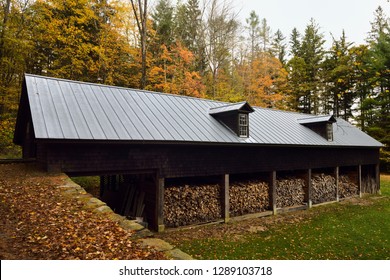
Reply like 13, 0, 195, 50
0, 163, 166, 260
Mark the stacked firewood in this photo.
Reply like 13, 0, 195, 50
163, 184, 221, 227
339, 175, 359, 198
229, 180, 269, 217
276, 178, 305, 208
311, 173, 337, 204
362, 176, 378, 194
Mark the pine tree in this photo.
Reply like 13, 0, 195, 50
367, 6, 389, 44
290, 27, 301, 57
245, 10, 260, 61
323, 31, 354, 119
270, 29, 287, 65
175, 0, 201, 51
286, 56, 308, 111
174, 0, 205, 72
151, 0, 174, 47
367, 30, 390, 171
299, 18, 326, 114
349, 45, 373, 131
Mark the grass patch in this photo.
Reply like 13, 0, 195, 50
380, 174, 390, 196
161, 175, 390, 260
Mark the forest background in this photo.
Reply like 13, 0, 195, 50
0, 0, 389, 171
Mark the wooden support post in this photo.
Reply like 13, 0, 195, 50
358, 165, 362, 198
221, 174, 230, 223
269, 171, 277, 215
335, 167, 339, 202
376, 163, 381, 195
304, 169, 312, 208
156, 177, 165, 232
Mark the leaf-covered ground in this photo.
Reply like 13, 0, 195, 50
0, 163, 166, 260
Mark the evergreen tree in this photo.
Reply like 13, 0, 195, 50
286, 56, 308, 111
299, 18, 325, 114
367, 30, 390, 171
270, 29, 287, 65
151, 0, 174, 47
349, 44, 373, 131
323, 31, 354, 119
175, 0, 201, 51
174, 0, 205, 72
367, 6, 389, 44
245, 10, 260, 61
290, 27, 301, 57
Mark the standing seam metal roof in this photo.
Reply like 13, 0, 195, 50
23, 74, 383, 148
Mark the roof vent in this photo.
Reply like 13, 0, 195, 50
298, 115, 336, 141
209, 102, 254, 138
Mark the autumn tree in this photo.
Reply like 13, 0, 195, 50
0, 0, 31, 156
88, 0, 135, 86
27, 0, 100, 80
147, 41, 205, 97
245, 53, 288, 108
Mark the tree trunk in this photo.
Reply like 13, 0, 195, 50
131, 0, 148, 89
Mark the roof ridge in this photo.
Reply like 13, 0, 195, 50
22, 74, 350, 121
24, 73, 230, 105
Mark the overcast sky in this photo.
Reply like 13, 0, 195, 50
233, 0, 390, 47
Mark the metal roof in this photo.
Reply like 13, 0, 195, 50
21, 74, 382, 147
209, 101, 254, 115
297, 115, 336, 124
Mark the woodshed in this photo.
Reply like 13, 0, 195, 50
14, 74, 383, 231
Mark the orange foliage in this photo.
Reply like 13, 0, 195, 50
242, 53, 288, 109
147, 42, 205, 98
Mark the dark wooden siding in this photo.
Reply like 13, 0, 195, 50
39, 142, 380, 178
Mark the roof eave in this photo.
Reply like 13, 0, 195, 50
34, 138, 383, 149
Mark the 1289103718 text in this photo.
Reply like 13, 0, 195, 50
118, 265, 272, 277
